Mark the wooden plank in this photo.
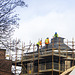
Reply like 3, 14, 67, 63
60, 66, 75, 75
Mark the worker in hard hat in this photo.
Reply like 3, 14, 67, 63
36, 40, 42, 52
45, 37, 50, 49
54, 32, 58, 38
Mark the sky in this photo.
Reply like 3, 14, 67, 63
13, 0, 75, 44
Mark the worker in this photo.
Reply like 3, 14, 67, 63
45, 37, 50, 49
54, 32, 58, 38
36, 40, 42, 52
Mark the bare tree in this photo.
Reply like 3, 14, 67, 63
0, 0, 27, 49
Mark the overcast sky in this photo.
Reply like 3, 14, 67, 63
13, 0, 75, 44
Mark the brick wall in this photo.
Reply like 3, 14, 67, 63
0, 49, 14, 75
0, 59, 12, 72
0, 71, 11, 75
0, 49, 5, 59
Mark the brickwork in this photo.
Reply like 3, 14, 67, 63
0, 49, 14, 75
0, 49, 5, 59
0, 71, 11, 75
0, 59, 12, 72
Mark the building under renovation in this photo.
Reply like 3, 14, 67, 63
13, 37, 75, 75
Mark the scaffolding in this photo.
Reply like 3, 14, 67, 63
5, 37, 75, 75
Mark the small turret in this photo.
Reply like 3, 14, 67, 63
51, 37, 64, 43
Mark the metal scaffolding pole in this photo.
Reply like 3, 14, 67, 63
59, 37, 60, 75
15, 39, 17, 75
21, 42, 24, 74
38, 44, 39, 75
72, 38, 74, 66
66, 40, 68, 70
32, 44, 35, 75
52, 38, 54, 75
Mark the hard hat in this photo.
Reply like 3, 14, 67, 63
55, 32, 57, 34
47, 37, 49, 39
